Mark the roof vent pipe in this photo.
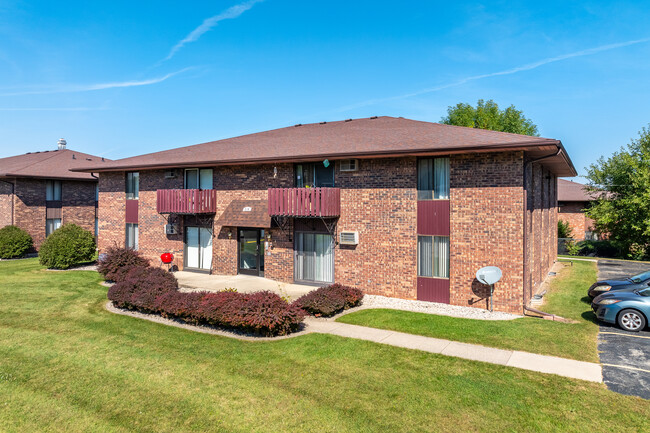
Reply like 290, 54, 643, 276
57, 138, 67, 150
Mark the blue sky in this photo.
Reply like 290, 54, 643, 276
1, 1, 649, 180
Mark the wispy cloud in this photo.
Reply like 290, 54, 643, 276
160, 0, 263, 63
337, 37, 650, 112
0, 68, 193, 96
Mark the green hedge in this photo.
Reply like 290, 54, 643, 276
0, 225, 33, 259
38, 224, 96, 269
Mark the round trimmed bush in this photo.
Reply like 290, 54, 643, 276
0, 225, 33, 259
38, 223, 96, 269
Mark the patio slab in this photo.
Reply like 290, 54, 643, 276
174, 271, 316, 300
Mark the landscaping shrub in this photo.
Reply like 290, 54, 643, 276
294, 284, 364, 317
155, 291, 207, 323
38, 224, 96, 269
557, 219, 573, 239
0, 225, 33, 259
106, 266, 305, 336
98, 246, 149, 281
108, 266, 178, 312
576, 240, 622, 258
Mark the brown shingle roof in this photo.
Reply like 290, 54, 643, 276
73, 116, 576, 176
216, 199, 271, 228
558, 179, 597, 202
0, 148, 109, 181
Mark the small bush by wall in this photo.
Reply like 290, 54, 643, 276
0, 225, 33, 259
38, 224, 96, 269
98, 246, 150, 281
293, 284, 364, 317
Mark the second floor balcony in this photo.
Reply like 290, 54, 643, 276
268, 187, 340, 217
157, 189, 217, 214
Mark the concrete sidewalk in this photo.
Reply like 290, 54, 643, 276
307, 320, 603, 383
175, 271, 316, 301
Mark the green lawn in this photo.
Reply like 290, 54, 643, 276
1, 259, 648, 432
338, 260, 600, 362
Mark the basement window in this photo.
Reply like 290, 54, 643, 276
418, 235, 449, 278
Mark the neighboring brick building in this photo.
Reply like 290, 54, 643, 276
76, 117, 576, 314
0, 141, 108, 249
558, 179, 597, 241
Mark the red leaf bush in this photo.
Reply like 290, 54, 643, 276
106, 265, 305, 336
107, 266, 178, 312
98, 246, 150, 282
293, 284, 363, 317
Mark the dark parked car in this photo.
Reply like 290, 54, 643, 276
587, 269, 650, 298
592, 288, 650, 332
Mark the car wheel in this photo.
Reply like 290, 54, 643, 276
617, 309, 647, 332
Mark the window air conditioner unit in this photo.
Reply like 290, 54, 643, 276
165, 224, 178, 235
339, 231, 359, 245
164, 170, 177, 179
340, 159, 358, 172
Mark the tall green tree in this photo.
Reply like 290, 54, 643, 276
585, 125, 650, 259
440, 99, 539, 136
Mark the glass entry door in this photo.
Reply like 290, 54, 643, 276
238, 229, 264, 276
185, 227, 213, 271
295, 232, 334, 284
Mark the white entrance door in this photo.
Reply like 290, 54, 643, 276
186, 227, 212, 270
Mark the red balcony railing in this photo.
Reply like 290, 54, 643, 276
268, 187, 340, 217
156, 189, 217, 214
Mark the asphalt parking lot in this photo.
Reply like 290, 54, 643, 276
596, 259, 650, 399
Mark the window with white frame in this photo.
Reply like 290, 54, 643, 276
125, 172, 139, 199
417, 158, 449, 200
125, 223, 139, 250
46, 180, 62, 201
418, 235, 449, 278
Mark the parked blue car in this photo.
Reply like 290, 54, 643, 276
587, 269, 650, 298
592, 287, 650, 332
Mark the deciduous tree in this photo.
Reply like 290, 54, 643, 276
440, 99, 539, 136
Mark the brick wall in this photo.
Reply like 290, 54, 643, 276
98, 173, 127, 251
13, 178, 46, 248
212, 164, 294, 281
62, 180, 97, 234
559, 201, 592, 240
449, 152, 525, 314
11, 178, 96, 249
0, 180, 13, 228
336, 157, 417, 299
524, 163, 558, 301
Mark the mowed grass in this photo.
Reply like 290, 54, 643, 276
1, 259, 648, 432
338, 260, 600, 362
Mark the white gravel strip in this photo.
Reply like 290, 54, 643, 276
46, 264, 98, 272
357, 295, 522, 321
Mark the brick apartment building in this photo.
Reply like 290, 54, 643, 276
76, 117, 576, 314
0, 140, 108, 249
558, 179, 598, 241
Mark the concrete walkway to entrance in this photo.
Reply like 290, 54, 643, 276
174, 271, 316, 301
307, 319, 603, 383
